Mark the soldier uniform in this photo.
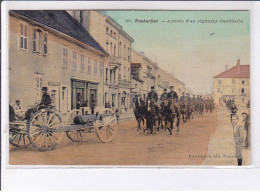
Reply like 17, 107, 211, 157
167, 86, 178, 100
160, 89, 168, 102
147, 86, 158, 103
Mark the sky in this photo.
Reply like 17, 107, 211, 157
106, 11, 250, 94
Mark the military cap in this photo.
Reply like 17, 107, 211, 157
151, 86, 155, 89
42, 87, 48, 91
170, 86, 174, 89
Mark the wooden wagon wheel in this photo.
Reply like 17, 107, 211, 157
65, 109, 87, 142
27, 109, 64, 151
95, 109, 118, 143
9, 123, 31, 148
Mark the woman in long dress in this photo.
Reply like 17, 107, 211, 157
232, 116, 245, 166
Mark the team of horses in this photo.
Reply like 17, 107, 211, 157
133, 96, 205, 135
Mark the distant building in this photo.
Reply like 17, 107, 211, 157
9, 10, 107, 112
131, 50, 158, 100
213, 59, 250, 105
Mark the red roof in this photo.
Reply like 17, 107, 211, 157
214, 65, 250, 79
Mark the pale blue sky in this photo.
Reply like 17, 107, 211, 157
107, 11, 250, 94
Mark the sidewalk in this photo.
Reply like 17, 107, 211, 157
202, 106, 250, 166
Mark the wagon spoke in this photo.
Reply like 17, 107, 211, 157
51, 133, 58, 140
39, 134, 45, 147
106, 127, 112, 136
48, 134, 53, 145
47, 113, 55, 126
23, 134, 26, 145
49, 117, 59, 127
17, 134, 22, 145
10, 133, 18, 142
107, 126, 115, 131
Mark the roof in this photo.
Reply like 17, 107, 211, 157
214, 65, 250, 79
11, 10, 106, 55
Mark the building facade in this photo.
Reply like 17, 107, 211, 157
9, 10, 107, 112
68, 10, 134, 112
213, 59, 250, 106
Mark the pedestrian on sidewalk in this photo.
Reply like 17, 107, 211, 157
232, 115, 245, 166
242, 112, 250, 149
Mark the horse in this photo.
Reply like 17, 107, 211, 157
180, 99, 190, 123
157, 100, 168, 131
133, 96, 146, 133
164, 98, 181, 135
145, 99, 159, 134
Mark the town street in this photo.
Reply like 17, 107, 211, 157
9, 109, 231, 166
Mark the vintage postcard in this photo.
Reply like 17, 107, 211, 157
8, 10, 250, 166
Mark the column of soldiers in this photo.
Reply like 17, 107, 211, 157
146, 86, 215, 117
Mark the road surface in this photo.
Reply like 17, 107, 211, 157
9, 110, 221, 165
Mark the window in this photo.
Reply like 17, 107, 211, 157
114, 45, 116, 56
218, 80, 221, 84
19, 23, 28, 51
110, 42, 112, 54
232, 88, 235, 93
232, 79, 235, 84
34, 74, 43, 102
106, 41, 109, 51
106, 27, 109, 34
241, 88, 245, 94
63, 47, 68, 67
114, 32, 117, 39
72, 51, 77, 70
124, 45, 126, 59
94, 59, 97, 75
33, 29, 42, 53
124, 67, 126, 78
242, 80, 245, 85
119, 42, 121, 57
88, 57, 91, 73
43, 33, 48, 55
128, 68, 130, 80
128, 47, 130, 61
106, 68, 108, 83
110, 70, 112, 83
218, 88, 220, 93
110, 30, 112, 36
80, 54, 85, 72
100, 62, 103, 76
119, 68, 121, 79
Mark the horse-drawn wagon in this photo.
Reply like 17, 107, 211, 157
9, 104, 118, 151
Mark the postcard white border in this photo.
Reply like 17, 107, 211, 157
2, 1, 260, 190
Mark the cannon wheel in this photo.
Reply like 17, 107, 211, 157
27, 109, 63, 151
65, 109, 87, 142
95, 108, 118, 143
9, 123, 31, 148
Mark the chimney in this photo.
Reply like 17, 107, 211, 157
237, 58, 241, 73
237, 58, 240, 66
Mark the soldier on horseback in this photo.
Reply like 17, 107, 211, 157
146, 86, 159, 134
166, 86, 180, 135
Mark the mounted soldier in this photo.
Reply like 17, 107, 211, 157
146, 86, 159, 134
165, 86, 180, 135
167, 86, 178, 100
